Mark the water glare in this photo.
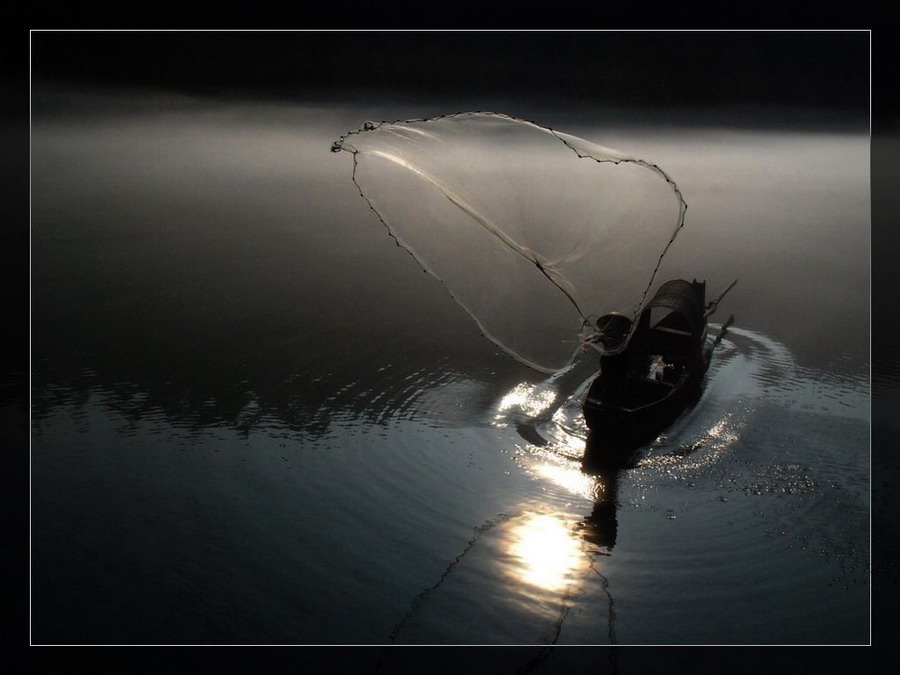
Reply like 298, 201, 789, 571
507, 512, 583, 593
494, 381, 558, 423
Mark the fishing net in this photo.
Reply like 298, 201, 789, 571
333, 112, 686, 373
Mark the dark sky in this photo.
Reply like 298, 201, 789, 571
30, 30, 870, 115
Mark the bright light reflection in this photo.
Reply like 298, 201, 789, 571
508, 513, 583, 592
495, 382, 557, 422
533, 462, 595, 500
678, 415, 739, 470
637, 413, 740, 471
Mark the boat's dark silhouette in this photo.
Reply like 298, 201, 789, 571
582, 279, 734, 467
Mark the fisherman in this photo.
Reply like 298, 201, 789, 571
591, 311, 652, 402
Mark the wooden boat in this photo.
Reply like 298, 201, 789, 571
582, 279, 734, 469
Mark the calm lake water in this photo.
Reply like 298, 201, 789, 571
30, 87, 870, 654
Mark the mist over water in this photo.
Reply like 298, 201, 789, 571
30, 86, 869, 649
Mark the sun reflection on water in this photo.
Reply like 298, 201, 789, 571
507, 512, 583, 593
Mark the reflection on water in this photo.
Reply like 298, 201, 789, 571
495, 382, 558, 421
508, 512, 583, 593
635, 412, 740, 472
532, 462, 596, 500
509, 446, 621, 568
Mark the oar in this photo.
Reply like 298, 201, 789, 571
705, 279, 738, 317
711, 314, 735, 350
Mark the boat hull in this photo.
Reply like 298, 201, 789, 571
581, 279, 713, 469
582, 356, 707, 469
